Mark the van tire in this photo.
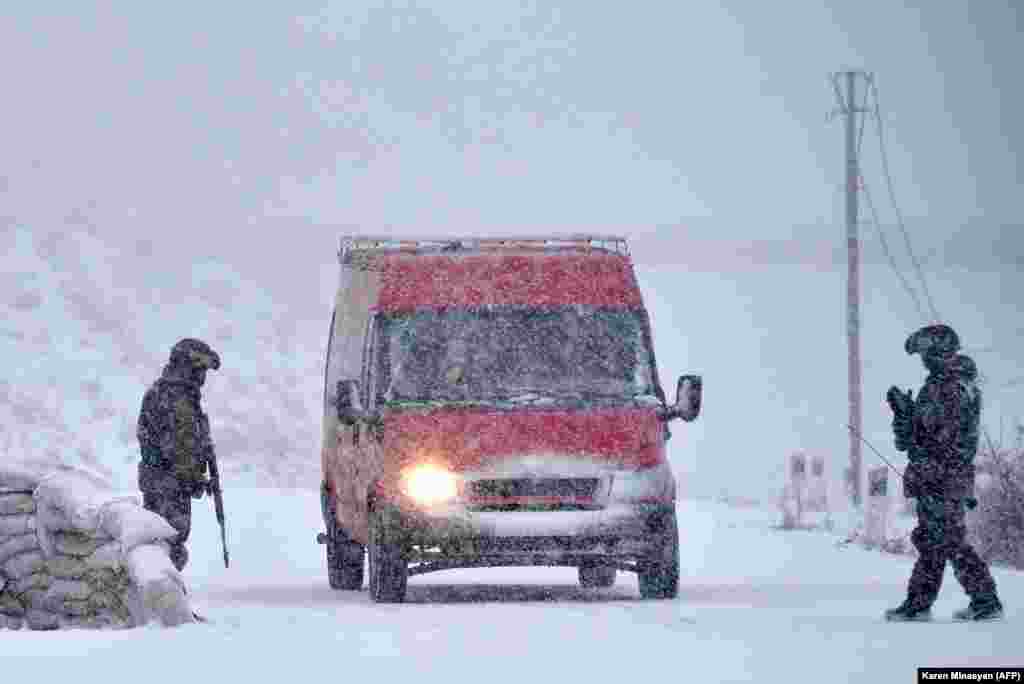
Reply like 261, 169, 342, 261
638, 509, 679, 600
368, 507, 408, 603
578, 562, 617, 588
322, 484, 365, 590
327, 535, 365, 591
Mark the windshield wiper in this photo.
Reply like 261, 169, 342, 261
500, 389, 591, 404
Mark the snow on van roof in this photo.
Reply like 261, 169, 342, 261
338, 234, 630, 260
371, 252, 644, 312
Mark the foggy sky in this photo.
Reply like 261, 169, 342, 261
3, 2, 1019, 263
2, 3, 1021, 362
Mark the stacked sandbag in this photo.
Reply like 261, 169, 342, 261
0, 464, 42, 630
0, 464, 196, 630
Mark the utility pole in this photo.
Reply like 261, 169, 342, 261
831, 69, 872, 507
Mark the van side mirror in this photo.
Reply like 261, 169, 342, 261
671, 374, 702, 422
335, 379, 365, 424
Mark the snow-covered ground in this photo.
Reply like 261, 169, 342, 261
2, 489, 1018, 682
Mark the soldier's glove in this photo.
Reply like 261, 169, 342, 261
902, 460, 923, 498
189, 478, 211, 500
886, 386, 913, 416
886, 386, 914, 452
892, 415, 913, 452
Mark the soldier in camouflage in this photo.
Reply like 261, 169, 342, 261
137, 339, 221, 572
884, 324, 1004, 622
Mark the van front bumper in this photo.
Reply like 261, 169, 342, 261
380, 500, 676, 569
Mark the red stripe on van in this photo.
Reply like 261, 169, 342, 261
382, 408, 664, 471
375, 254, 643, 312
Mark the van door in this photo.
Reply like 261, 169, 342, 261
328, 316, 371, 542
321, 309, 337, 487
323, 307, 357, 535
337, 314, 382, 544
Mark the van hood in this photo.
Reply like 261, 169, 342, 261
382, 406, 665, 474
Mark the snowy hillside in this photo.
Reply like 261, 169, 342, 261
0, 226, 326, 490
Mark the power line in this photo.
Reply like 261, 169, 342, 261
848, 72, 929, 325
860, 177, 930, 323
864, 82, 1020, 395
868, 78, 942, 323
859, 78, 1021, 447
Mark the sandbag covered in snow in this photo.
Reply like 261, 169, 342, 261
0, 532, 41, 564
3, 550, 45, 580
0, 465, 195, 630
50, 531, 107, 557
0, 463, 42, 493
0, 514, 36, 537
125, 543, 193, 627
0, 591, 24, 616
25, 609, 59, 631
0, 493, 36, 515
11, 571, 50, 594
33, 468, 137, 535
99, 500, 178, 551
85, 541, 124, 571
46, 555, 89, 579
34, 469, 174, 554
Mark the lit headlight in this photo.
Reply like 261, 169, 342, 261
400, 464, 458, 505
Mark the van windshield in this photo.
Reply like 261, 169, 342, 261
375, 307, 657, 404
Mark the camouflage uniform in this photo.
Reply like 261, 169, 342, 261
137, 339, 221, 572
886, 325, 1003, 621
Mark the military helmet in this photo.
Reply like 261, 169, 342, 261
169, 338, 221, 371
904, 324, 960, 358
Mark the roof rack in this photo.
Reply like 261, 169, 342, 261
338, 234, 630, 264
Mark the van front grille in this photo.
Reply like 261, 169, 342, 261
468, 477, 600, 499
466, 502, 599, 512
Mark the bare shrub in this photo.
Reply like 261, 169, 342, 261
969, 434, 1024, 570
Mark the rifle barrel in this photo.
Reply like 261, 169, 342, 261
207, 453, 230, 568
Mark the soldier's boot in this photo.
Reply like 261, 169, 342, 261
952, 597, 1004, 622
884, 599, 933, 622
951, 546, 1002, 621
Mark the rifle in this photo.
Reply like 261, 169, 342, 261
846, 423, 977, 510
846, 423, 905, 481
207, 452, 230, 568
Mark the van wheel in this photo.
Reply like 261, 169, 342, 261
368, 508, 408, 603
322, 484, 364, 590
578, 562, 617, 588
327, 533, 365, 591
638, 509, 679, 599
